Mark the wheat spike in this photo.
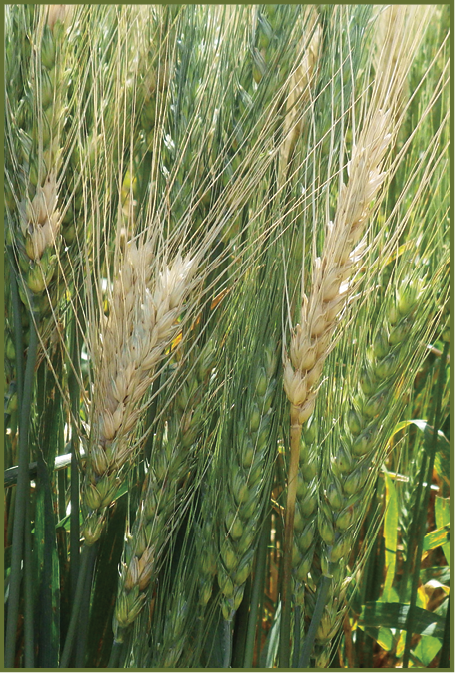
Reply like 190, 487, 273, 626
284, 106, 393, 427
82, 243, 196, 544
113, 338, 215, 635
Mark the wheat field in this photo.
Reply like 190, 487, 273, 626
4, 4, 450, 669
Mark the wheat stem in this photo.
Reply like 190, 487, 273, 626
69, 305, 81, 607
4, 320, 38, 668
221, 619, 233, 668
279, 420, 301, 667
108, 641, 123, 668
7, 255, 25, 411
23, 492, 34, 668
75, 546, 98, 667
59, 544, 92, 668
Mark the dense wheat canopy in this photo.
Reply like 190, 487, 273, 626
4, 4, 450, 669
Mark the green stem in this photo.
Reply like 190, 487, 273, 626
279, 420, 301, 668
292, 605, 301, 668
108, 640, 123, 668
298, 574, 331, 668
402, 342, 448, 668
243, 516, 270, 668
74, 543, 98, 667
59, 544, 93, 667
23, 493, 34, 667
6, 487, 16, 545
121, 629, 133, 667
221, 619, 233, 668
57, 469, 67, 521
232, 576, 251, 667
8, 257, 24, 411
4, 319, 39, 668
68, 311, 81, 608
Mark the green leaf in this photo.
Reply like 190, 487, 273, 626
391, 420, 450, 483
361, 626, 394, 652
434, 496, 450, 563
200, 598, 228, 668
420, 565, 450, 586
423, 524, 450, 552
359, 601, 446, 639
260, 600, 281, 668
383, 472, 398, 601
86, 497, 127, 667
413, 634, 442, 667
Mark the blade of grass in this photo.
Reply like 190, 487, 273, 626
382, 472, 398, 601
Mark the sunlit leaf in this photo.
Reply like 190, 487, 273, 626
359, 601, 445, 639
383, 472, 398, 601
434, 496, 450, 563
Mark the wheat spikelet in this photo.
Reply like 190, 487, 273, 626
21, 172, 60, 263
